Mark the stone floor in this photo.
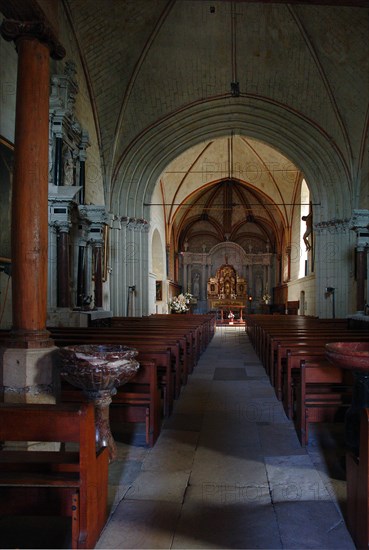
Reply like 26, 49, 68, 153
0, 326, 356, 549
97, 325, 356, 550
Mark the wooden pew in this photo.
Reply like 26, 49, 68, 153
272, 334, 369, 401
51, 330, 177, 416
282, 347, 327, 418
293, 359, 353, 446
110, 359, 161, 447
346, 408, 369, 549
0, 402, 109, 549
112, 317, 199, 367
51, 328, 187, 402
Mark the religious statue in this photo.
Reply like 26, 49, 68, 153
63, 150, 75, 186
193, 273, 200, 298
302, 211, 312, 251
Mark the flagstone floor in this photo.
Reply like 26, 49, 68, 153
96, 325, 356, 550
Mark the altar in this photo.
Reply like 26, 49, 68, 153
207, 260, 247, 322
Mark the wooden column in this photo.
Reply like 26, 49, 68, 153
0, 21, 65, 347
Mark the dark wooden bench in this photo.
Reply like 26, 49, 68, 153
52, 332, 176, 417
293, 359, 353, 446
272, 334, 369, 401
346, 408, 369, 549
0, 402, 109, 549
110, 359, 161, 447
282, 347, 327, 418
50, 327, 187, 399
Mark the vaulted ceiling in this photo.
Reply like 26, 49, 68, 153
153, 134, 303, 253
1, 0, 367, 249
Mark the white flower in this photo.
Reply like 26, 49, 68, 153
169, 293, 194, 313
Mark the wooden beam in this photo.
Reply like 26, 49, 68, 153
203, 0, 368, 7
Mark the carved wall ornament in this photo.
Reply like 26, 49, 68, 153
314, 218, 351, 234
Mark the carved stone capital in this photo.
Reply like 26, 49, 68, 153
121, 216, 150, 232
0, 19, 65, 60
314, 217, 350, 235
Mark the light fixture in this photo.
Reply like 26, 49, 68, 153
231, 81, 240, 97
230, 2, 240, 97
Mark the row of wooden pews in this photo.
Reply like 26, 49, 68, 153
247, 314, 369, 549
0, 313, 216, 548
245, 314, 369, 445
50, 313, 216, 447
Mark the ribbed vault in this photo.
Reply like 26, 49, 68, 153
112, 98, 351, 223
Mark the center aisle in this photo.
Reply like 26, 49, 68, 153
97, 326, 355, 549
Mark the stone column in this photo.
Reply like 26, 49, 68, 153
356, 247, 366, 312
350, 211, 369, 314
248, 262, 253, 297
200, 256, 206, 301
183, 254, 188, 293
93, 244, 103, 308
47, 224, 58, 310
0, 20, 65, 404
54, 136, 63, 186
81, 206, 108, 310
78, 131, 89, 204
56, 224, 71, 308
76, 244, 87, 308
48, 188, 81, 315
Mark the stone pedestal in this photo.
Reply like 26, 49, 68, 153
1, 347, 59, 404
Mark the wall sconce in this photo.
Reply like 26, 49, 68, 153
231, 81, 240, 97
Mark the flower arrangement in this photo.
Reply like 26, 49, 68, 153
262, 292, 271, 303
169, 293, 194, 313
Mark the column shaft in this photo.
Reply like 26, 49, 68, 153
77, 245, 86, 307
357, 249, 366, 311
94, 245, 103, 308
57, 231, 70, 308
11, 37, 52, 345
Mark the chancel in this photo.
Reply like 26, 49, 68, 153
207, 257, 247, 322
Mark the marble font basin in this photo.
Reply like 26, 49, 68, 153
325, 342, 369, 372
58, 344, 140, 461
58, 344, 140, 396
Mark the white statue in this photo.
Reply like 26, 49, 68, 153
193, 273, 200, 298
63, 151, 74, 186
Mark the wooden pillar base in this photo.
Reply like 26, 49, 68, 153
6, 329, 54, 349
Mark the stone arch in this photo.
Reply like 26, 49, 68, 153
111, 98, 351, 222
208, 242, 247, 277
